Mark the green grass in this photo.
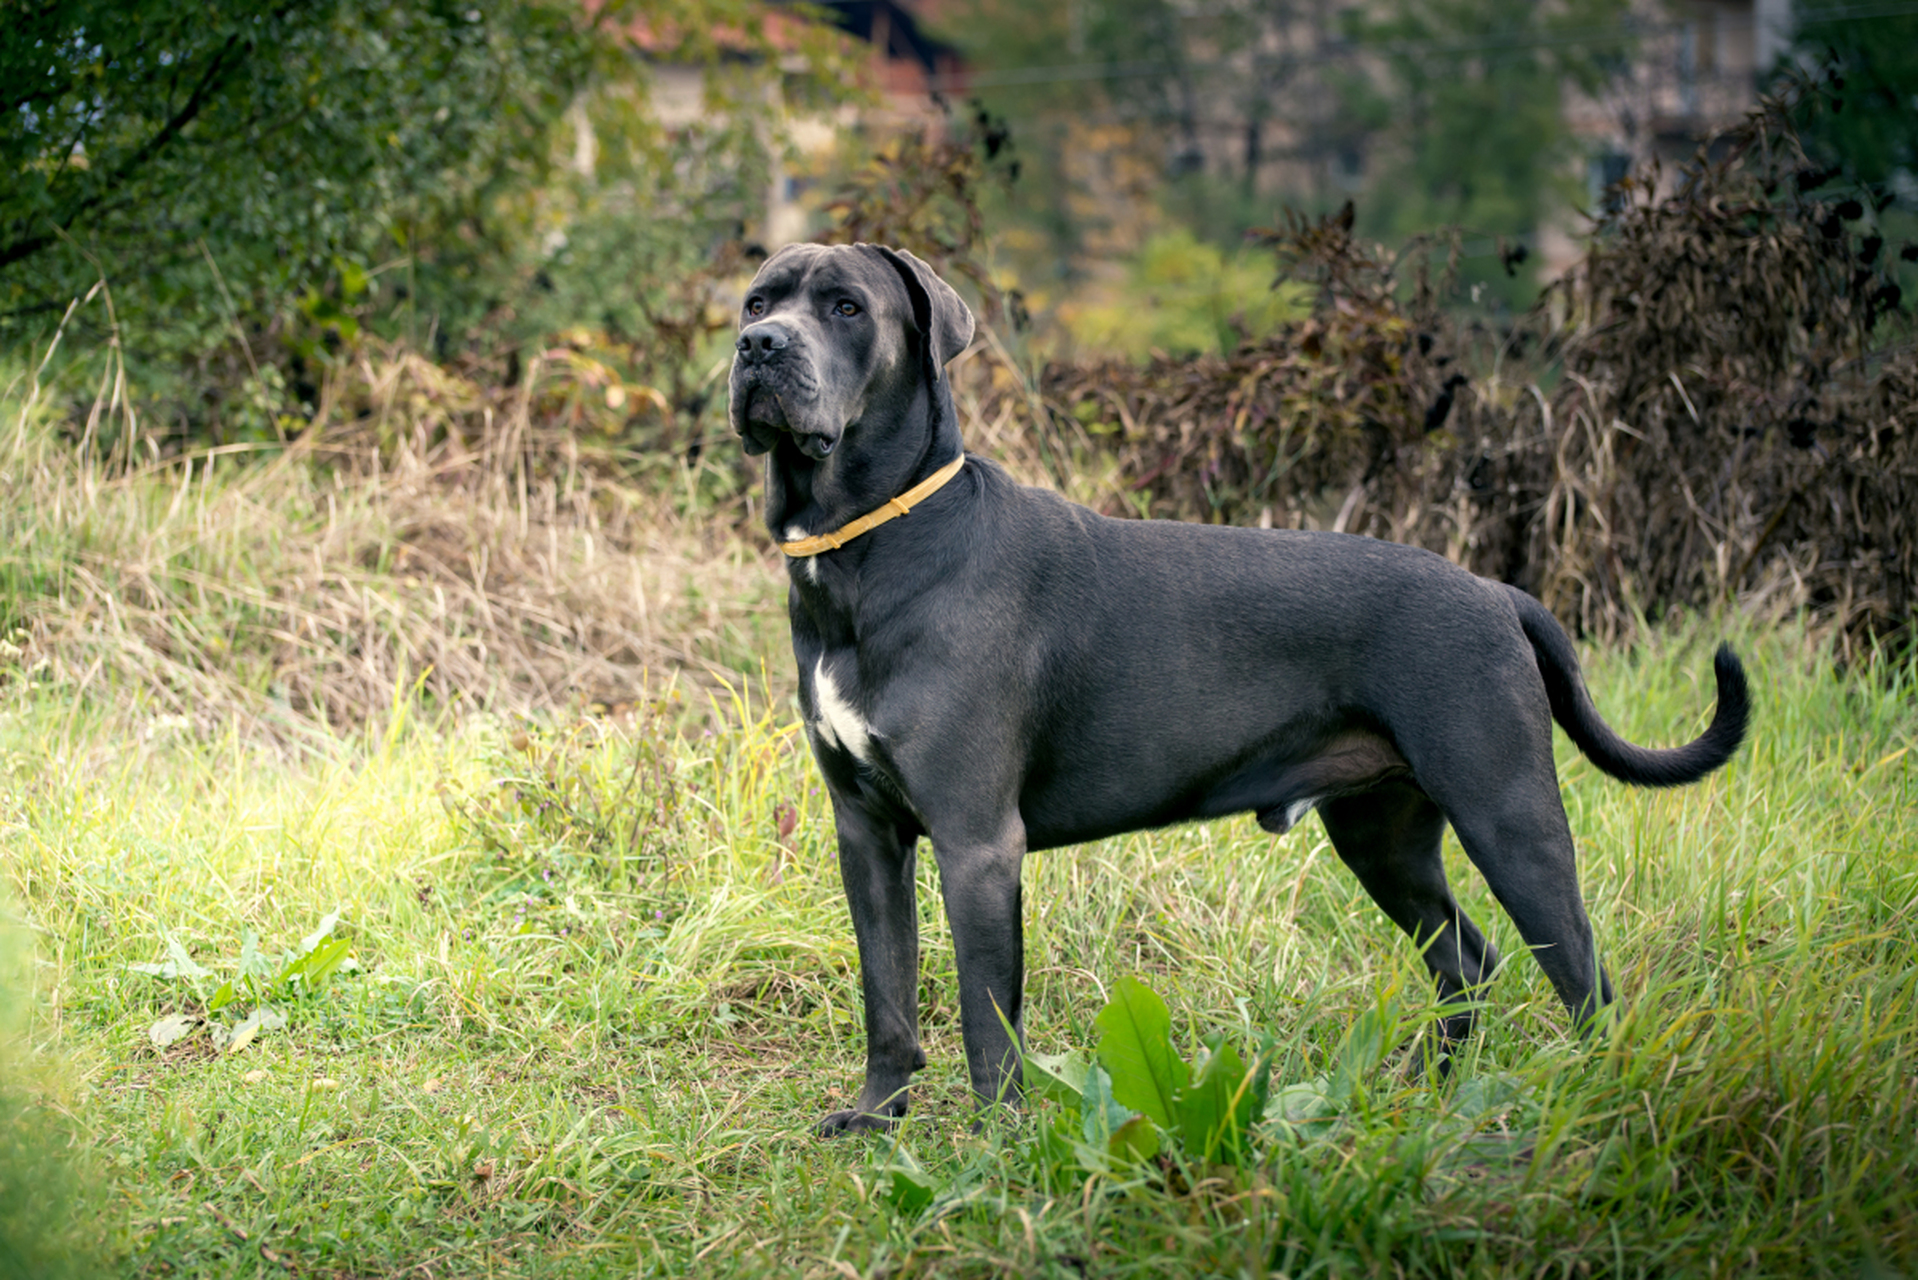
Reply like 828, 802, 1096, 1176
5, 349, 1917, 1277
2, 620, 1914, 1277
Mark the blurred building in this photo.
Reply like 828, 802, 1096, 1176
1540, 1, 1794, 273
1008, 0, 1799, 277
629, 1, 964, 247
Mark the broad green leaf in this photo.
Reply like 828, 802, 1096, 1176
1177, 1037, 1270, 1166
298, 909, 343, 958
127, 934, 214, 981
274, 936, 352, 994
166, 936, 215, 974
1449, 1072, 1520, 1120
1093, 976, 1189, 1128
1177, 1038, 1239, 1162
875, 1146, 937, 1216
148, 1013, 200, 1047
1080, 1061, 1136, 1149
1267, 1078, 1341, 1128
208, 980, 237, 1013
1023, 1049, 1088, 1107
301, 937, 353, 985
165, 935, 213, 979
881, 1165, 937, 1215
1107, 1114, 1161, 1165
240, 928, 274, 979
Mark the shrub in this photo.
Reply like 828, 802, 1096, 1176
962, 83, 1917, 654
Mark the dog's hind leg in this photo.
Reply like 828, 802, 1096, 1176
1415, 698, 1617, 1034
818, 797, 928, 1137
1401, 669, 1617, 1035
1443, 787, 1616, 1033
1319, 780, 1500, 1064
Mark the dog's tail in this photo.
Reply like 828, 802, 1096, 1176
1509, 588, 1750, 788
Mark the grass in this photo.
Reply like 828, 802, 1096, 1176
5, 612, 1916, 1277
3, 357, 1917, 1276
0, 338, 788, 742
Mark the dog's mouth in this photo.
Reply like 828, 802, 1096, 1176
736, 384, 838, 459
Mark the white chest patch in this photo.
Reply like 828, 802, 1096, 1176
812, 658, 873, 762
784, 527, 818, 583
1283, 796, 1322, 831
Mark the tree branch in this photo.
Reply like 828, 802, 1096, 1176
0, 28, 251, 271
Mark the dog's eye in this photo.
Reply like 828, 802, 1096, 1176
834, 300, 861, 317
745, 297, 765, 317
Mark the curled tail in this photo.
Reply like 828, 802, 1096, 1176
1508, 588, 1750, 787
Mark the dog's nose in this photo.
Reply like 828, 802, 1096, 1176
735, 322, 792, 365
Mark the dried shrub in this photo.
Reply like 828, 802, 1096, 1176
960, 87, 1916, 655
1523, 88, 1915, 644
814, 101, 1023, 327
1012, 202, 1473, 539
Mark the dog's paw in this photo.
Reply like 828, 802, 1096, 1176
815, 1107, 901, 1138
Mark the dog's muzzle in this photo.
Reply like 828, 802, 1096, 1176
731, 323, 838, 459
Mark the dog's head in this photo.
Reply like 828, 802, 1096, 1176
729, 243, 974, 460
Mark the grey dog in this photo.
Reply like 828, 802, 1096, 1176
729, 241, 1749, 1135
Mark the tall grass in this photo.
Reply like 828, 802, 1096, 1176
3, 341, 1916, 1276
2, 338, 786, 746
3, 604, 1913, 1275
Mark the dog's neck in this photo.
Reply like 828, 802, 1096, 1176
763, 375, 964, 559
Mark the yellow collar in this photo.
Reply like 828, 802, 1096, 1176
778, 454, 966, 558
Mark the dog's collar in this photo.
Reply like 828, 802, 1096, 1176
778, 454, 966, 558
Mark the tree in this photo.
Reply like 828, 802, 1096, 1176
0, 1, 850, 367
933, 0, 1634, 309
1787, 11, 1918, 205
1341, 0, 1630, 286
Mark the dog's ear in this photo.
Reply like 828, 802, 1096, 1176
869, 245, 976, 385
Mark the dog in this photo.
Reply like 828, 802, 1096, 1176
729, 242, 1750, 1135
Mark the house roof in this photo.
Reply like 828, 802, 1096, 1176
602, 0, 963, 98
789, 0, 961, 78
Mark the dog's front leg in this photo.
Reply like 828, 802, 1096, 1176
931, 816, 1027, 1115
818, 795, 926, 1137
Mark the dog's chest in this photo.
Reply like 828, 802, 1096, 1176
809, 656, 875, 763
784, 527, 820, 584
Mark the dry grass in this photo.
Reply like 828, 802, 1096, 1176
3, 329, 788, 745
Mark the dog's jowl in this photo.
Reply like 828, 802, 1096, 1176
729, 242, 1750, 1136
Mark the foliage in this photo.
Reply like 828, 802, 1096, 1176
934, 0, 1633, 309
1338, 0, 1631, 301
132, 911, 357, 1055
962, 88, 1918, 652
1060, 227, 1311, 358
1029, 975, 1274, 1177
3, 2, 588, 338
1788, 10, 1918, 203
814, 98, 1022, 324
0, 0, 854, 443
